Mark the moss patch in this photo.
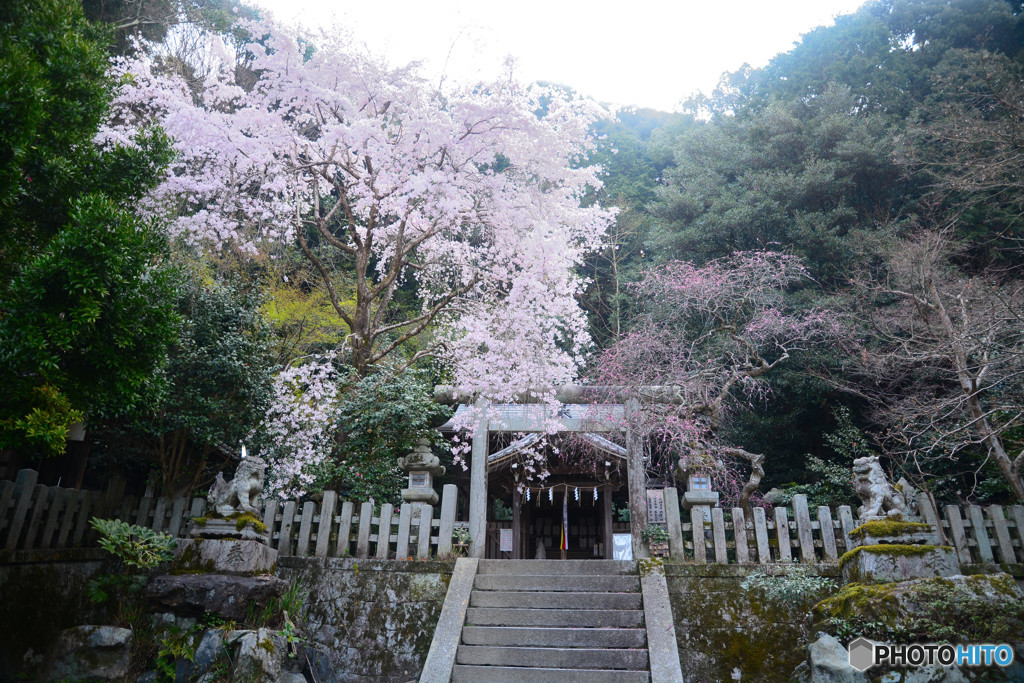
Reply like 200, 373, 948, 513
848, 520, 931, 541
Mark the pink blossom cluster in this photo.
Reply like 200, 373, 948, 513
259, 353, 341, 497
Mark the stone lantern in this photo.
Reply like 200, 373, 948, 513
398, 438, 445, 505
674, 458, 719, 523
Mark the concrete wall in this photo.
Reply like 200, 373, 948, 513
0, 549, 114, 677
278, 556, 454, 683
665, 563, 839, 682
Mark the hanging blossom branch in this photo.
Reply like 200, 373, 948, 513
588, 251, 845, 511
98, 20, 615, 381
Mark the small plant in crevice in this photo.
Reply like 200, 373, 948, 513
87, 517, 176, 625
245, 579, 308, 629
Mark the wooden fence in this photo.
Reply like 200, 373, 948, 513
2, 468, 1022, 567
0, 469, 464, 560
652, 488, 1024, 567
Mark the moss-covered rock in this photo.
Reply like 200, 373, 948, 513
813, 573, 1024, 644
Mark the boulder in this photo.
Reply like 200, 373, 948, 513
235, 628, 285, 681
800, 633, 868, 683
45, 625, 132, 682
145, 573, 287, 620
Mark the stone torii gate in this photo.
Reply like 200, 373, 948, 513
434, 385, 684, 559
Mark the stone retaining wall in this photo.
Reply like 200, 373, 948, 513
278, 556, 454, 682
665, 563, 840, 682
0, 549, 114, 677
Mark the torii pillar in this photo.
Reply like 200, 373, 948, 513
468, 397, 489, 559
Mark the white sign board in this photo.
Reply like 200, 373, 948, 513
499, 528, 513, 552
613, 533, 633, 560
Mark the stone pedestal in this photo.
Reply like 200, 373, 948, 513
174, 538, 278, 576
840, 544, 959, 584
189, 517, 269, 544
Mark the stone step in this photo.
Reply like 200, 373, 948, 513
451, 664, 650, 682
462, 626, 647, 649
474, 574, 640, 593
466, 607, 644, 628
470, 590, 643, 610
477, 559, 638, 576
456, 645, 649, 670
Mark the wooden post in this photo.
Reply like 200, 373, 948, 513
837, 506, 856, 553
5, 469, 38, 551
986, 505, 1016, 564
295, 501, 316, 556
664, 488, 685, 560
417, 503, 433, 559
512, 488, 522, 560
1008, 506, 1024, 554
774, 506, 793, 563
943, 505, 972, 564
732, 508, 749, 564
690, 507, 706, 564
468, 397, 489, 559
710, 508, 728, 563
262, 499, 279, 546
355, 501, 373, 558
278, 501, 297, 555
818, 506, 838, 563
437, 484, 457, 556
752, 507, 770, 564
315, 491, 337, 558
336, 501, 355, 557
376, 503, 394, 559
791, 494, 815, 564
966, 505, 994, 564
603, 487, 614, 559
396, 503, 413, 559
167, 498, 187, 538
625, 397, 648, 559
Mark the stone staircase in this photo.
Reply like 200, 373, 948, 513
450, 559, 650, 682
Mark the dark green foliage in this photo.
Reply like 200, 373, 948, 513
321, 368, 450, 505
0, 197, 179, 454
93, 265, 276, 496
0, 0, 179, 455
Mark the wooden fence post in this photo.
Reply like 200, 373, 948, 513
965, 505, 994, 564
710, 508, 728, 564
436, 485, 457, 556
664, 488, 685, 560
416, 504, 433, 559
376, 503, 394, 559
4, 469, 39, 551
355, 501, 373, 558
732, 508, 749, 564
943, 505, 973, 564
986, 505, 1016, 564
315, 491, 338, 558
791, 495, 815, 564
817, 506, 838, 563
689, 507, 706, 564
752, 507, 771, 564
774, 506, 792, 563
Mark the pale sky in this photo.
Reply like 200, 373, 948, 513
250, 0, 869, 112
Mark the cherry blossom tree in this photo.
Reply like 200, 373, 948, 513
589, 251, 844, 510
99, 21, 614, 383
